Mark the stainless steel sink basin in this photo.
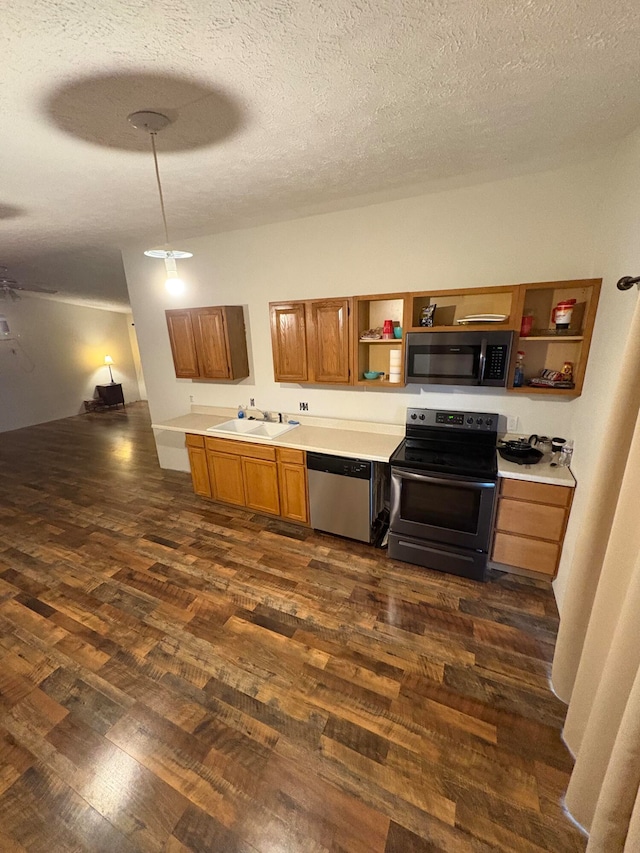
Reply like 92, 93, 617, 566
206, 419, 298, 440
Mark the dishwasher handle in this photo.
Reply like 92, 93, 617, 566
306, 452, 372, 480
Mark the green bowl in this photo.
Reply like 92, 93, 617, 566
364, 371, 383, 380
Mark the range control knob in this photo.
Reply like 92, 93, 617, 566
410, 413, 417, 420
466, 417, 474, 424
486, 418, 493, 427
476, 418, 484, 425
419, 414, 426, 420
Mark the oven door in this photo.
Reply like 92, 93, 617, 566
390, 466, 497, 552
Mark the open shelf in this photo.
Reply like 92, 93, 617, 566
520, 335, 584, 342
410, 285, 518, 331
360, 379, 405, 388
354, 292, 409, 386
508, 278, 601, 396
408, 323, 513, 333
509, 386, 579, 396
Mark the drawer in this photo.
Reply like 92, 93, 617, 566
205, 437, 276, 461
186, 433, 205, 448
238, 442, 277, 462
496, 499, 566, 541
500, 478, 572, 507
276, 447, 305, 465
492, 532, 559, 576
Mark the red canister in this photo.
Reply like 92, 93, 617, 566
382, 319, 394, 339
520, 315, 534, 337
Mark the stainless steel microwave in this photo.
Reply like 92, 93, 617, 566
405, 330, 514, 387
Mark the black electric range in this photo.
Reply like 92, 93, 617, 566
388, 408, 500, 581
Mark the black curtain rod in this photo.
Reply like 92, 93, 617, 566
616, 276, 640, 291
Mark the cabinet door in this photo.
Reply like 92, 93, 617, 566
192, 308, 230, 379
187, 446, 212, 498
242, 458, 280, 515
270, 303, 308, 382
166, 310, 200, 378
278, 462, 308, 524
306, 299, 351, 384
208, 452, 246, 506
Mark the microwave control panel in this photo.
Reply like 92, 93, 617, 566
485, 344, 509, 380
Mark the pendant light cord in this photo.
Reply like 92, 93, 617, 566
150, 132, 170, 246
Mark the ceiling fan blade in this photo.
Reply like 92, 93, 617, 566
0, 267, 58, 294
11, 283, 59, 294
0, 286, 20, 300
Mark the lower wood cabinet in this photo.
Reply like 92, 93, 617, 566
276, 447, 309, 524
491, 478, 574, 577
185, 434, 308, 524
209, 452, 246, 506
242, 457, 280, 515
186, 434, 212, 497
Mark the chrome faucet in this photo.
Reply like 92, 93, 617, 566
250, 409, 284, 423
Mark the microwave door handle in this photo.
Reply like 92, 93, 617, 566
393, 469, 496, 490
478, 339, 488, 384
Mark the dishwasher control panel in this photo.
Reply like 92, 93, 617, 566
306, 452, 372, 480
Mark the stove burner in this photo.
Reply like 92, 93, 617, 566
390, 407, 500, 479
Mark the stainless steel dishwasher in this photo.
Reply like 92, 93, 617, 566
306, 452, 387, 543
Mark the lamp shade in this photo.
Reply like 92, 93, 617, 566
104, 355, 114, 365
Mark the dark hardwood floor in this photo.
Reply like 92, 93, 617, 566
0, 403, 585, 852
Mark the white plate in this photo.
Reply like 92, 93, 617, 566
456, 314, 507, 324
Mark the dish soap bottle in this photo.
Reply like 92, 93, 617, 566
237, 405, 246, 419
513, 351, 525, 387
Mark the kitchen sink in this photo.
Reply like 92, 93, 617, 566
248, 422, 298, 438
206, 419, 299, 440
207, 419, 260, 434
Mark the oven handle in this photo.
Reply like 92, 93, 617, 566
391, 469, 496, 490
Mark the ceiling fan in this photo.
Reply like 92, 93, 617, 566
0, 267, 58, 300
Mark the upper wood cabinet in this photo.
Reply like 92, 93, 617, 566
269, 298, 352, 385
268, 279, 601, 398
270, 303, 308, 382
165, 310, 200, 378
307, 299, 351, 384
166, 306, 249, 380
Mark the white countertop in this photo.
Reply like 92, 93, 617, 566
497, 455, 575, 487
496, 434, 575, 487
152, 409, 576, 486
152, 409, 404, 463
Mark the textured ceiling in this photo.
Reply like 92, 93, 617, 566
2, 0, 640, 310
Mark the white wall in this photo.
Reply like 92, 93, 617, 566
553, 129, 640, 610
0, 297, 140, 433
123, 158, 607, 473
127, 316, 148, 400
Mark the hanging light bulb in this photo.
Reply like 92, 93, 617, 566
163, 253, 185, 295
127, 111, 193, 293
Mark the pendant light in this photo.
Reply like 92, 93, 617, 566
127, 111, 192, 294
